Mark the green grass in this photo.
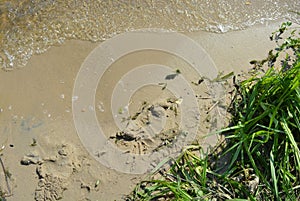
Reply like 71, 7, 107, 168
126, 22, 300, 201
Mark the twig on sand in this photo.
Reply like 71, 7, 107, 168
206, 101, 219, 114
0, 152, 12, 198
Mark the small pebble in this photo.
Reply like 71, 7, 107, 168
20, 154, 43, 165
58, 149, 67, 156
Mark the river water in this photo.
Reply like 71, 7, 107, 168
0, 0, 299, 69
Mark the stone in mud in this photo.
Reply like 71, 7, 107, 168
20, 154, 43, 165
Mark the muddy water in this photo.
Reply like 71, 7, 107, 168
0, 0, 299, 69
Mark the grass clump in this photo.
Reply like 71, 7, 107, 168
126, 22, 300, 201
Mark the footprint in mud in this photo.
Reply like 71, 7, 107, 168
34, 173, 67, 201
110, 99, 182, 154
20, 141, 89, 201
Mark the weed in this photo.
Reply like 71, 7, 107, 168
126, 22, 300, 201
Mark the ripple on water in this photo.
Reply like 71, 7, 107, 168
0, 0, 299, 69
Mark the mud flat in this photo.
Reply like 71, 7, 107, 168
0, 20, 290, 200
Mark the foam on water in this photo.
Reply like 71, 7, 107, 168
0, 0, 299, 69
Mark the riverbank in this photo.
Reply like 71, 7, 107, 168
0, 20, 294, 200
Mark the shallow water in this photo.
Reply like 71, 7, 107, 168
0, 0, 299, 69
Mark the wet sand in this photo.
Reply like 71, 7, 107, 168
0, 21, 286, 200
